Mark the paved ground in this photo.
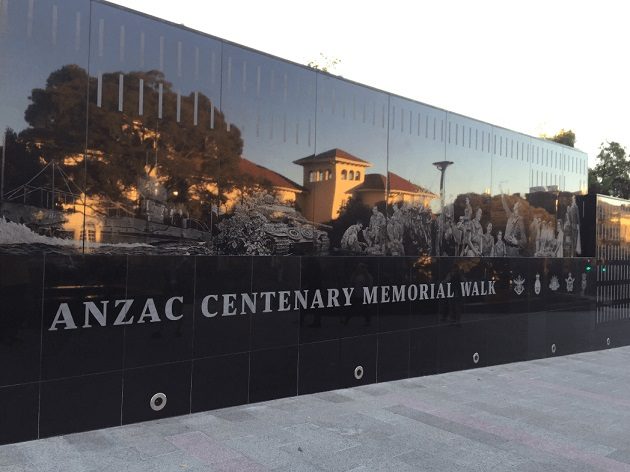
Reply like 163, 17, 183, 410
3, 347, 630, 471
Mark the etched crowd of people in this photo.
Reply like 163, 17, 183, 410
530, 196, 581, 257
437, 194, 581, 258
340, 203, 433, 256
341, 194, 581, 258
438, 198, 512, 257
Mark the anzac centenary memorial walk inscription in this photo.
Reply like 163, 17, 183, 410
49, 280, 498, 331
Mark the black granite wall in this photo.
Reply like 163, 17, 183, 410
1, 254, 619, 445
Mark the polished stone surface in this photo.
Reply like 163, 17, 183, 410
3, 346, 630, 471
0, 251, 602, 444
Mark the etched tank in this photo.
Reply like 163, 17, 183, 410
215, 193, 330, 256
259, 200, 330, 255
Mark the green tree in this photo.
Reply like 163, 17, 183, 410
543, 129, 576, 147
588, 168, 604, 195
589, 141, 630, 198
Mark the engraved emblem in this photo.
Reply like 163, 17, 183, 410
549, 275, 560, 291
513, 275, 526, 295
534, 273, 541, 295
565, 272, 575, 292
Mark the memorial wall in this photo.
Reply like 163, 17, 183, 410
0, 0, 613, 446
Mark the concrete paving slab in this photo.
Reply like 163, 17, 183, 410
4, 346, 630, 471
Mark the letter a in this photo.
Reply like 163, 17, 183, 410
49, 303, 78, 331
137, 298, 161, 323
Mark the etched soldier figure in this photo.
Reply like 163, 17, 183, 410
564, 196, 581, 256
481, 222, 494, 257
537, 220, 548, 255
341, 222, 363, 252
536, 219, 562, 257
470, 207, 484, 255
387, 204, 405, 255
401, 203, 432, 255
455, 198, 470, 255
462, 208, 483, 256
544, 221, 555, 253
501, 193, 526, 256
555, 219, 564, 257
364, 206, 387, 253
388, 204, 404, 241
461, 225, 474, 256
493, 230, 507, 257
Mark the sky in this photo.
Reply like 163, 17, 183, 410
109, 0, 629, 167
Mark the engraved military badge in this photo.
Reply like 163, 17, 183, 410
565, 272, 575, 292
513, 275, 526, 295
549, 275, 560, 291
534, 273, 541, 295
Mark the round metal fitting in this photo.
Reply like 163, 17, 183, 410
551, 343, 557, 354
150, 392, 167, 411
472, 352, 480, 364
354, 365, 364, 380
606, 337, 611, 346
